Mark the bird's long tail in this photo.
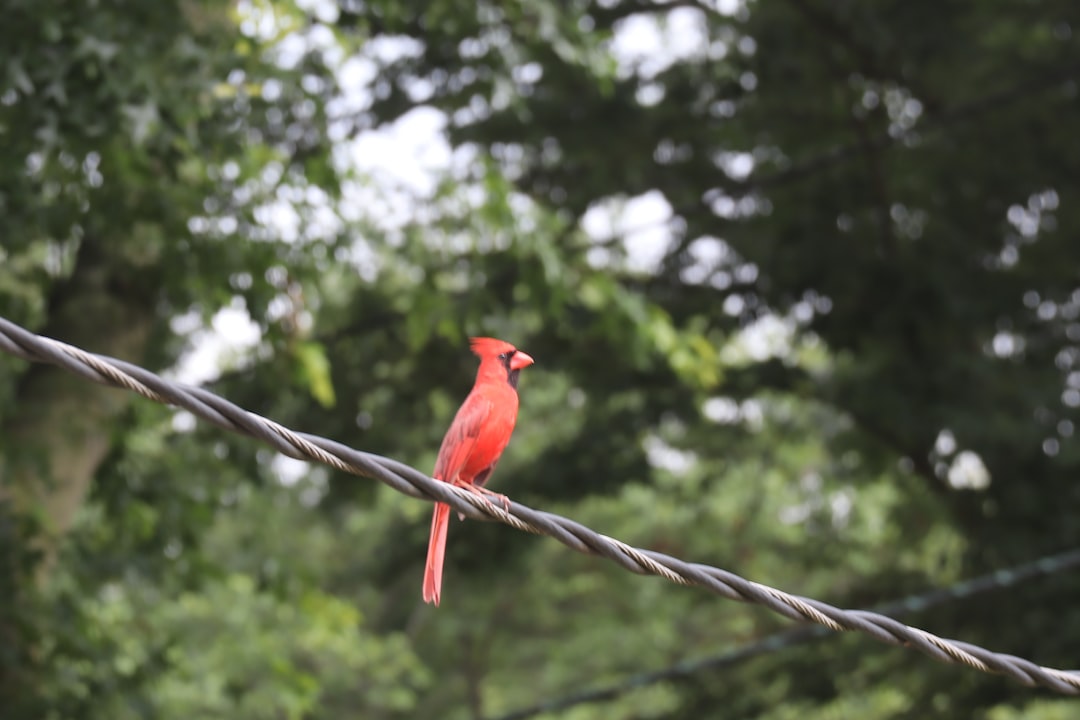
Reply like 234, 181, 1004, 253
423, 502, 451, 606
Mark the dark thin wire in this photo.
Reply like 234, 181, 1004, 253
491, 546, 1080, 720
1, 315, 1078, 693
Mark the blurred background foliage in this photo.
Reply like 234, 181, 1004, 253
1, 0, 1079, 717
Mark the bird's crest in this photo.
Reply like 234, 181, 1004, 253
469, 337, 517, 358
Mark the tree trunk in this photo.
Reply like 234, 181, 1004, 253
0, 237, 159, 712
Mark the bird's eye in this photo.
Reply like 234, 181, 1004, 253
498, 353, 508, 360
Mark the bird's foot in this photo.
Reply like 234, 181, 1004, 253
471, 485, 511, 512
453, 482, 511, 517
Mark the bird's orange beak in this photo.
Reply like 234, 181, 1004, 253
510, 351, 534, 371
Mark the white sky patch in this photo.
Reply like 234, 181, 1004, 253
703, 396, 740, 423
934, 428, 957, 456
722, 314, 797, 364
237, 0, 279, 41
643, 434, 697, 474
171, 410, 197, 434
739, 398, 764, 430
990, 330, 1024, 358
168, 302, 262, 386
333, 56, 377, 118
702, 396, 767, 431
622, 193, 674, 271
610, 8, 710, 79
334, 109, 486, 244
332, 235, 382, 281
931, 429, 990, 490
582, 190, 673, 272
830, 488, 854, 528
346, 107, 453, 197
296, 0, 339, 23
714, 151, 755, 180
709, 0, 746, 16
947, 450, 991, 490
272, 453, 310, 487
254, 199, 302, 243
679, 236, 733, 284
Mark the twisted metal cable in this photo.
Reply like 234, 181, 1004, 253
494, 546, 1080, 720
1, 315, 1077, 693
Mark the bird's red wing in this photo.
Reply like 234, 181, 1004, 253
433, 395, 493, 484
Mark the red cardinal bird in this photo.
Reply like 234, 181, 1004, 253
422, 337, 534, 606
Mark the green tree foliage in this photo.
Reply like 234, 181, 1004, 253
2, 0, 1079, 718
